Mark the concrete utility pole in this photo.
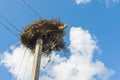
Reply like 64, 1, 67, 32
31, 38, 43, 80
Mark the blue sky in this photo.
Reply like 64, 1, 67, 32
0, 0, 120, 80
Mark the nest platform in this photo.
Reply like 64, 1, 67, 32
20, 19, 67, 55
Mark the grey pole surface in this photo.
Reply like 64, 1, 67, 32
31, 38, 43, 80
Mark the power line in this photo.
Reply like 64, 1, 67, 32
66, 42, 90, 46
22, 0, 41, 18
22, 53, 30, 80
0, 21, 18, 37
0, 14, 21, 32
17, 48, 27, 80
0, 22, 89, 44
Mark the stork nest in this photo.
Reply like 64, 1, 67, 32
20, 19, 67, 55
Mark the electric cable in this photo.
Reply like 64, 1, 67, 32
22, 0, 41, 18
0, 14, 21, 32
0, 21, 18, 37
22, 53, 30, 80
17, 48, 27, 80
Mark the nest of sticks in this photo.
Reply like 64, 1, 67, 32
20, 19, 67, 55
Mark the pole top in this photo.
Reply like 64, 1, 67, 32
20, 18, 67, 55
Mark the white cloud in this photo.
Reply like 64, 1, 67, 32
0, 27, 114, 80
0, 46, 34, 80
74, 0, 120, 6
105, 0, 120, 7
75, 0, 91, 4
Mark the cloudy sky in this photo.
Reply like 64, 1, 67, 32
0, 0, 120, 80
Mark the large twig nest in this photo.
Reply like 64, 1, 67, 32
20, 19, 67, 55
